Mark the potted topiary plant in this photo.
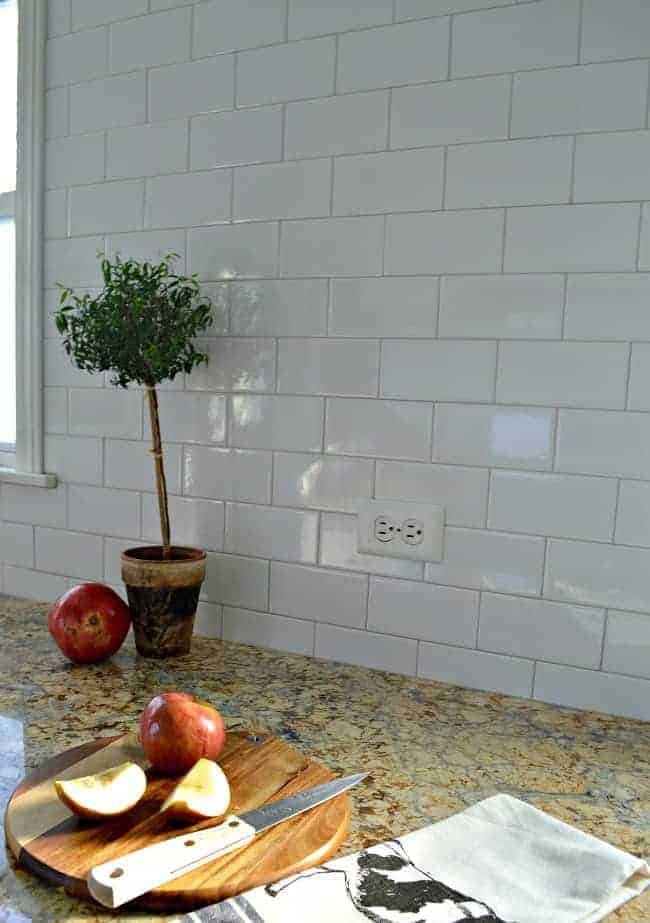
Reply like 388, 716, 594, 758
56, 254, 213, 658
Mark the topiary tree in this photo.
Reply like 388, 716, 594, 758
56, 253, 213, 558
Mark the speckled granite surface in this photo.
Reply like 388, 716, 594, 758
1, 596, 649, 922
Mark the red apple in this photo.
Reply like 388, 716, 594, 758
48, 583, 131, 663
140, 692, 226, 774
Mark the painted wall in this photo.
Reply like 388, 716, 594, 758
5, 0, 650, 719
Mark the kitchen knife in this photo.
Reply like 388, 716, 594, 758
87, 771, 367, 908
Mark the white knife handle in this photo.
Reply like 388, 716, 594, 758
87, 815, 256, 908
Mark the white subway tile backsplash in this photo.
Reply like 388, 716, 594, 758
270, 562, 368, 627
231, 280, 328, 336
320, 512, 423, 578
47, 28, 107, 88
603, 610, 650, 680
189, 339, 275, 393
565, 275, 650, 340
149, 57, 235, 122
105, 439, 182, 492
107, 121, 188, 180
69, 180, 143, 236
333, 148, 443, 216
70, 73, 146, 134
581, 0, 650, 64
46, 87, 69, 139
237, 38, 335, 107
189, 222, 279, 280
640, 204, 650, 270
45, 236, 105, 287
45, 435, 102, 485
288, 0, 392, 40
46, 133, 105, 189
145, 171, 231, 230
368, 577, 479, 646
627, 343, 650, 411
230, 395, 324, 452
69, 389, 142, 438
72, 0, 147, 30
4, 567, 68, 604
575, 131, 650, 204
45, 189, 67, 240
385, 210, 504, 276
203, 552, 269, 610
376, 461, 488, 528
224, 607, 315, 656
36, 527, 102, 580
534, 662, 650, 722
68, 484, 140, 537
48, 0, 70, 36
398, 0, 516, 16
110, 9, 191, 73
184, 446, 272, 503
614, 481, 650, 548
281, 217, 384, 278
1, 484, 66, 529
418, 643, 534, 698
329, 278, 438, 338
46, 337, 99, 388
0, 524, 34, 569
511, 61, 649, 138
278, 339, 379, 397
234, 159, 331, 221
142, 494, 224, 550
337, 18, 449, 93
381, 340, 496, 402
285, 92, 389, 160
225, 502, 318, 563
545, 539, 650, 612
106, 230, 187, 268
194, 601, 223, 639
144, 392, 226, 444
194, 0, 285, 57
273, 453, 374, 512
45, 389, 68, 435
315, 623, 417, 675
191, 107, 282, 171
556, 410, 650, 480
326, 398, 432, 460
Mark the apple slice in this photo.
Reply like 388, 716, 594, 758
54, 761, 147, 820
160, 758, 231, 821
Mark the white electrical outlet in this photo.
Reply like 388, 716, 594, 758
357, 500, 444, 562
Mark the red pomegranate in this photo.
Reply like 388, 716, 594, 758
48, 583, 131, 663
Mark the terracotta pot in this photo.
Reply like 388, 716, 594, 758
121, 546, 206, 658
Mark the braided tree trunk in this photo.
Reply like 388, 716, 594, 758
145, 385, 171, 558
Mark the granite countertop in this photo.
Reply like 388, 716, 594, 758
2, 597, 650, 922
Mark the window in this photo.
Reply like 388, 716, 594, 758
0, 0, 17, 451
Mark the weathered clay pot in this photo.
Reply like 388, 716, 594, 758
121, 546, 206, 658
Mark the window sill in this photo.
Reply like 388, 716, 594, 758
0, 467, 57, 488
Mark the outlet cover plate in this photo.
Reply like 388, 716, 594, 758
357, 499, 444, 562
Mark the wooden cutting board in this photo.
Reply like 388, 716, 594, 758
4, 730, 351, 911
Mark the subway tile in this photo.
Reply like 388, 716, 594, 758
326, 398, 433, 461
565, 274, 650, 340
446, 137, 572, 209
390, 75, 510, 149
627, 343, 650, 411
439, 275, 564, 340
398, 0, 516, 15
48, 0, 70, 36
46, 87, 69, 139
533, 662, 650, 722
376, 461, 488, 528
225, 502, 318, 563
381, 340, 496, 402
191, 107, 282, 170
479, 593, 605, 668
489, 471, 617, 541
149, 57, 234, 121
1, 484, 66, 528
45, 340, 102, 388
189, 222, 279, 280
107, 121, 188, 180
106, 230, 187, 268
614, 481, 650, 548
315, 623, 417, 675
68, 484, 140, 538
234, 159, 331, 221
104, 439, 182, 492
434, 403, 555, 470
44, 389, 68, 435
603, 610, 650, 679
194, 0, 285, 57
69, 180, 143, 236
270, 562, 368, 627
230, 395, 324, 452
237, 37, 335, 107
330, 278, 438, 338
0, 524, 34, 568
639, 204, 650, 270
72, 0, 147, 30
184, 446, 272, 503
505, 204, 640, 273
45, 236, 105, 288
385, 210, 504, 275
144, 392, 226, 443
556, 410, 650, 479
497, 342, 628, 410
418, 643, 534, 698
285, 92, 389, 159
45, 189, 67, 240
194, 601, 223, 639
223, 608, 314, 656
511, 61, 648, 138
575, 131, 650, 203
46, 133, 105, 189
69, 389, 142, 438
231, 280, 328, 336
581, 0, 650, 64
103, 537, 141, 586
281, 217, 384, 278
545, 538, 650, 612
368, 577, 479, 646
278, 339, 379, 397
47, 28, 107, 88
45, 435, 102, 485
110, 9, 191, 73
142, 494, 224, 551
36, 527, 102, 580
273, 453, 374, 512
70, 73, 146, 134
334, 148, 443, 216
3, 567, 68, 604
200, 282, 229, 335
337, 18, 449, 93
203, 552, 269, 609
425, 527, 545, 595
320, 512, 423, 578
188, 339, 275, 393
289, 0, 392, 39
145, 171, 231, 230
452, 0, 580, 77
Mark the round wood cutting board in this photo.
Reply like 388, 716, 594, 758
4, 730, 350, 911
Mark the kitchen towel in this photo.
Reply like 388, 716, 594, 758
174, 794, 650, 923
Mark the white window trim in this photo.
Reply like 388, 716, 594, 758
1, 0, 56, 488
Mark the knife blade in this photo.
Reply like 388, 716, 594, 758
87, 772, 367, 908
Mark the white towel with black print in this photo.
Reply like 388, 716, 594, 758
174, 795, 650, 923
